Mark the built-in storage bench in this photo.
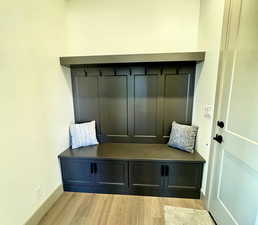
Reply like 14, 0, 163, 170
59, 143, 205, 199
59, 52, 206, 199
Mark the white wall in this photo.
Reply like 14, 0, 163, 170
193, 0, 225, 194
0, 1, 74, 225
65, 0, 200, 55
0, 0, 225, 223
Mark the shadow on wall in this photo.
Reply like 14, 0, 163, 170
61, 65, 73, 93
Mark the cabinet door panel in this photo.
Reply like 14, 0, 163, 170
163, 75, 194, 137
129, 161, 163, 191
166, 163, 203, 190
60, 159, 94, 185
73, 76, 100, 124
134, 75, 159, 137
95, 160, 128, 187
100, 76, 128, 137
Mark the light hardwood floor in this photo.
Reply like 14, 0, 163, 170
39, 192, 204, 225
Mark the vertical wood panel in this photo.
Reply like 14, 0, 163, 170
163, 74, 193, 137
134, 75, 159, 137
73, 76, 100, 127
100, 76, 128, 137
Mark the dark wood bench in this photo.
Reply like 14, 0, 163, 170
58, 143, 205, 199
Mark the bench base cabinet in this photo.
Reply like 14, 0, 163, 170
129, 161, 203, 198
60, 158, 204, 199
61, 159, 129, 194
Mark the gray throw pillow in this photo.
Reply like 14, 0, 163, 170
168, 121, 198, 153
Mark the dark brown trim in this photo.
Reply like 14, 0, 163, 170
60, 52, 205, 66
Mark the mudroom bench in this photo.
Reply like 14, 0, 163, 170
58, 143, 205, 199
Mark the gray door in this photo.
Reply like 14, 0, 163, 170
208, 0, 258, 224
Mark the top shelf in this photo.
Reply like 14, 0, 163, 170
60, 52, 205, 67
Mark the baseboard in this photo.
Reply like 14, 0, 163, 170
24, 185, 63, 225
200, 191, 208, 209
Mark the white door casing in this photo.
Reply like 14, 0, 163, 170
207, 0, 258, 225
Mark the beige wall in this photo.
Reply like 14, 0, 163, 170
0, 1, 74, 225
65, 0, 200, 55
193, 0, 225, 194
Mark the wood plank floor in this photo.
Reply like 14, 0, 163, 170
39, 192, 204, 225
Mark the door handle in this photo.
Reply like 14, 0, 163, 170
161, 165, 169, 176
90, 163, 94, 174
213, 134, 223, 144
161, 165, 164, 176
165, 166, 169, 176
217, 121, 224, 128
94, 163, 97, 174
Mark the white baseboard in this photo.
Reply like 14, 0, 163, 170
24, 185, 63, 225
200, 191, 208, 209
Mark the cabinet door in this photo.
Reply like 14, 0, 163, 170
129, 161, 164, 196
60, 159, 95, 186
94, 160, 128, 190
99, 75, 130, 142
164, 162, 203, 198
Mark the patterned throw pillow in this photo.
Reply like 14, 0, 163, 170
168, 121, 198, 153
70, 121, 99, 149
